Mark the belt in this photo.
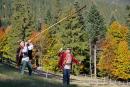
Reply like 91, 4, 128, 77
65, 63, 71, 65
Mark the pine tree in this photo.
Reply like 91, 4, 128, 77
3, 0, 35, 59
87, 4, 106, 43
87, 4, 106, 77
44, 9, 52, 25
12, 0, 34, 40
53, 0, 61, 23
59, 2, 89, 75
50, 0, 62, 36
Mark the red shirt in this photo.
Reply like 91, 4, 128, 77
58, 51, 79, 70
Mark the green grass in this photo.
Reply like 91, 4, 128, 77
0, 63, 82, 87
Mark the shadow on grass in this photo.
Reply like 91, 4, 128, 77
0, 63, 18, 73
0, 78, 78, 87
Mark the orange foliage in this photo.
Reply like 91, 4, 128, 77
29, 23, 49, 43
0, 26, 11, 41
29, 31, 39, 43
98, 21, 130, 80
0, 28, 5, 40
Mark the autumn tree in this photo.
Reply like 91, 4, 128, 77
0, 26, 11, 57
126, 5, 130, 50
29, 22, 63, 72
0, 28, 5, 54
98, 22, 130, 80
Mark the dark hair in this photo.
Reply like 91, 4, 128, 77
66, 48, 71, 50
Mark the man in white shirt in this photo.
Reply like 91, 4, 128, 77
20, 42, 32, 76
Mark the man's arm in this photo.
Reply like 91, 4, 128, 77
72, 55, 80, 65
19, 49, 22, 57
58, 52, 64, 69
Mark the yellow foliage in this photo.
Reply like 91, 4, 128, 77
107, 21, 129, 41
98, 21, 130, 80
0, 26, 11, 52
43, 58, 59, 72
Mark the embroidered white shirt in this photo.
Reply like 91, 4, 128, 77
22, 46, 28, 53
64, 54, 72, 69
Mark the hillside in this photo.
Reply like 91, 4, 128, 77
95, 0, 127, 25
0, 63, 80, 87
0, 0, 129, 27
104, 0, 130, 6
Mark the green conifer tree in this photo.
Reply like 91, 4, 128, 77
3, 0, 35, 59
59, 2, 89, 75
87, 4, 106, 76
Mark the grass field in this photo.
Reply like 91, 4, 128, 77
0, 63, 84, 87
0, 63, 130, 87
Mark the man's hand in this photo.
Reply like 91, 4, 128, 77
59, 48, 63, 52
79, 61, 82, 65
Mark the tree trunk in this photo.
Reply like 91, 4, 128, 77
89, 39, 92, 78
94, 44, 97, 78
0, 17, 1, 27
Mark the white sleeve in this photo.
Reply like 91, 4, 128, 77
28, 44, 33, 50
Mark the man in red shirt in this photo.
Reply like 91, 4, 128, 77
58, 48, 80, 85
